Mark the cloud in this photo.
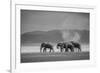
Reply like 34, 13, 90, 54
61, 30, 80, 42
72, 32, 80, 42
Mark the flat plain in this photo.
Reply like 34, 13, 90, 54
21, 52, 89, 63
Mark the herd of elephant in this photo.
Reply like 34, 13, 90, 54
40, 41, 81, 53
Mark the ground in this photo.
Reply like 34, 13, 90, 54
21, 44, 89, 63
21, 52, 89, 63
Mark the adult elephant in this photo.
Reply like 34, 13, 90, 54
63, 42, 74, 52
56, 42, 64, 52
70, 41, 81, 52
57, 42, 74, 52
40, 42, 54, 53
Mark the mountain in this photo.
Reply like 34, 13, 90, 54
75, 30, 89, 44
21, 30, 63, 44
21, 30, 89, 45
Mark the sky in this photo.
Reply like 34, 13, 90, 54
21, 10, 89, 34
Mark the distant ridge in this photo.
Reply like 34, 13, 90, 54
21, 30, 89, 45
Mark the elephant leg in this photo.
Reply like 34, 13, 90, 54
78, 48, 81, 52
40, 47, 42, 52
80, 46, 81, 52
43, 48, 46, 52
65, 48, 68, 52
49, 48, 51, 52
71, 48, 74, 52
52, 48, 54, 52
43, 49, 45, 52
78, 45, 81, 52
80, 48, 81, 52
69, 47, 74, 52
60, 48, 63, 52
45, 48, 47, 52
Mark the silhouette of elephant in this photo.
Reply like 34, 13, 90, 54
56, 42, 65, 52
40, 42, 54, 53
70, 41, 81, 52
57, 42, 74, 52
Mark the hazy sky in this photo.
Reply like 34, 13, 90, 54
21, 10, 89, 34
